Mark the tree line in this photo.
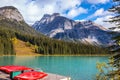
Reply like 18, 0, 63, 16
0, 28, 15, 55
0, 18, 110, 55
15, 31, 110, 55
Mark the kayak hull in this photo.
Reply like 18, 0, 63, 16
14, 71, 47, 80
0, 65, 33, 74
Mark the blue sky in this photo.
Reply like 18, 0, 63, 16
73, 0, 113, 20
0, 0, 115, 28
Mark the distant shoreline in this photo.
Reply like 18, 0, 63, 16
0, 54, 111, 57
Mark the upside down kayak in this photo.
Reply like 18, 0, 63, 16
0, 65, 48, 80
0, 65, 33, 74
14, 71, 48, 80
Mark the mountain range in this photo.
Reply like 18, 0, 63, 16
0, 6, 111, 55
32, 13, 114, 46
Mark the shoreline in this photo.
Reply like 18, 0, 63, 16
0, 54, 111, 57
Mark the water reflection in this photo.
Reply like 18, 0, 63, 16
0, 56, 15, 65
0, 56, 108, 80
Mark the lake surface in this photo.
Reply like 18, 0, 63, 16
0, 56, 108, 80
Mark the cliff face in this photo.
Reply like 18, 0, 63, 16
0, 6, 24, 21
0, 6, 40, 55
32, 13, 113, 45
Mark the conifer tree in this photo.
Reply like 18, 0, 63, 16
96, 0, 120, 80
108, 1, 120, 79
108, 0, 120, 28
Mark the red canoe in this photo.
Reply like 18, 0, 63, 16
14, 71, 48, 80
0, 65, 33, 73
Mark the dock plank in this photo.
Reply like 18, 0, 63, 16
41, 73, 70, 80
0, 71, 11, 80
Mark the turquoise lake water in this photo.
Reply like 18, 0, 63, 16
0, 56, 108, 80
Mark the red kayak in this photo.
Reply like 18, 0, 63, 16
0, 65, 33, 73
14, 71, 47, 80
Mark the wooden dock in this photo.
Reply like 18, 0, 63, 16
0, 71, 71, 80
0, 71, 11, 80
41, 73, 71, 80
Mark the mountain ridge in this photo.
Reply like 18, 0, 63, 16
32, 13, 113, 46
0, 6, 110, 55
0, 6, 24, 21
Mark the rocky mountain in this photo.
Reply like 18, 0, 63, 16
0, 6, 110, 55
32, 13, 113, 46
0, 6, 40, 36
0, 6, 23, 21
0, 6, 43, 55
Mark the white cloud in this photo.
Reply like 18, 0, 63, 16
87, 8, 112, 19
35, 0, 81, 11
87, 0, 109, 4
67, 7, 87, 18
0, 0, 82, 25
86, 8, 115, 30
94, 8, 105, 16
94, 15, 115, 29
24, 1, 56, 24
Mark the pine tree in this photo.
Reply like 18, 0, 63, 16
108, 0, 120, 28
109, 1, 120, 79
96, 0, 120, 80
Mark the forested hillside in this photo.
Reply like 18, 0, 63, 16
0, 28, 15, 55
0, 18, 110, 55
0, 19, 40, 36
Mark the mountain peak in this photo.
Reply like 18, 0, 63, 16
0, 6, 17, 10
82, 20, 93, 24
43, 14, 51, 18
43, 13, 60, 18
0, 6, 24, 21
81, 20, 107, 30
32, 13, 113, 45
52, 13, 60, 16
